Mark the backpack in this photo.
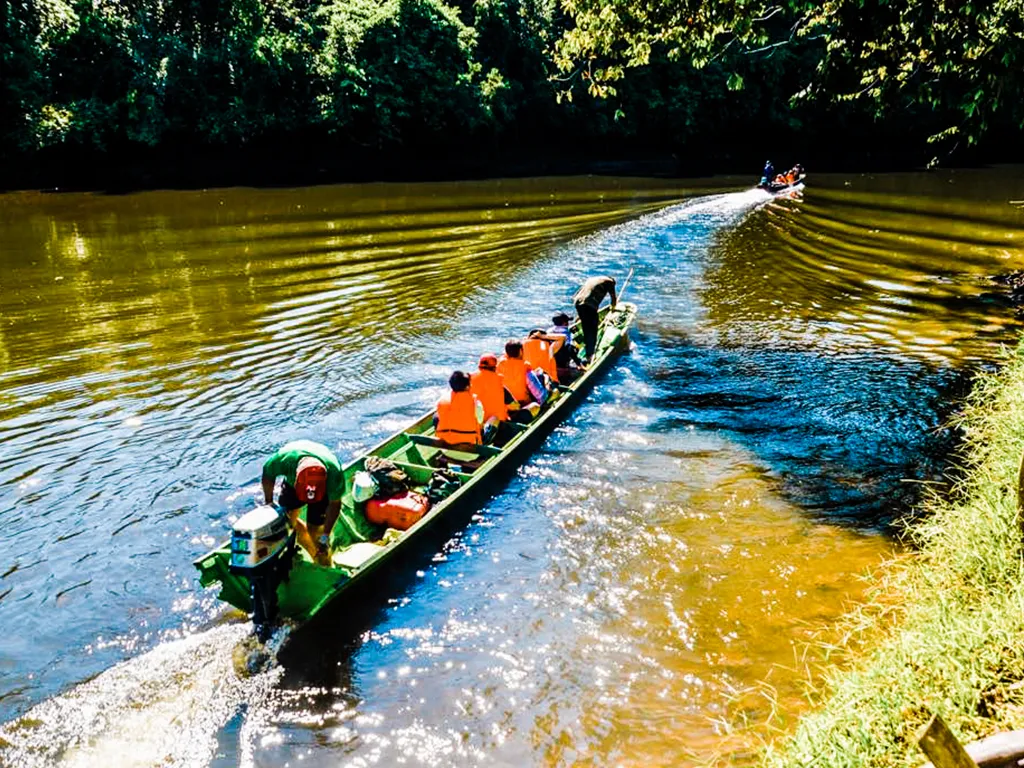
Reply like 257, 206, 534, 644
363, 456, 410, 499
526, 368, 555, 405
424, 469, 462, 504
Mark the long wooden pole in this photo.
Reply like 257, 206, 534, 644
617, 267, 635, 304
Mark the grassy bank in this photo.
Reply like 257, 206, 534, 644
764, 341, 1024, 767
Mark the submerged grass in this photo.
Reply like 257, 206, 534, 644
763, 341, 1024, 768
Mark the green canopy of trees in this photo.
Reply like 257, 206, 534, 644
556, 0, 1024, 159
2, 0, 1022, 182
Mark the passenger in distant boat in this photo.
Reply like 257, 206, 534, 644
761, 160, 775, 185
548, 312, 585, 381
523, 329, 563, 384
434, 370, 484, 447
262, 440, 345, 566
572, 275, 617, 363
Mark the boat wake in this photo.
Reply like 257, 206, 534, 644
571, 188, 771, 249
0, 623, 282, 768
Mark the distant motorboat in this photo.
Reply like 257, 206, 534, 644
758, 174, 806, 193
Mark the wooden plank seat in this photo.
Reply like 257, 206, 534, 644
405, 433, 503, 458
387, 459, 472, 482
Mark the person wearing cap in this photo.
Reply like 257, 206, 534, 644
434, 370, 485, 446
261, 439, 345, 566
572, 275, 616, 363
471, 353, 514, 427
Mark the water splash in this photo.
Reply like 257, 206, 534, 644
0, 624, 281, 768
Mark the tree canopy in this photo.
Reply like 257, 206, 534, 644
1, 0, 1022, 186
555, 0, 1024, 158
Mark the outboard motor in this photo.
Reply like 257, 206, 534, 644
229, 505, 295, 641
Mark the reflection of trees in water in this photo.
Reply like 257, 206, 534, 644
0, 179, 690, 419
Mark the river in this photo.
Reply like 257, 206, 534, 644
1, 169, 1022, 766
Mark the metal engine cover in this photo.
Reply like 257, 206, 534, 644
230, 505, 289, 571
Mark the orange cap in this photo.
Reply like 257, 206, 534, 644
295, 457, 327, 503
479, 353, 498, 370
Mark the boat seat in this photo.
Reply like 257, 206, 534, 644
405, 433, 503, 458
331, 542, 384, 570
388, 458, 472, 482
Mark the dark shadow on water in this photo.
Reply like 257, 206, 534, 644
644, 335, 970, 532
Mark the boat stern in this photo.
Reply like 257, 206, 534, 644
194, 545, 253, 613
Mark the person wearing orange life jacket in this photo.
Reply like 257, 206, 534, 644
497, 339, 531, 404
523, 328, 563, 384
497, 339, 541, 423
471, 353, 520, 443
470, 353, 511, 423
434, 370, 484, 446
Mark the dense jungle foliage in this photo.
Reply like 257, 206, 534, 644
2, 0, 1022, 187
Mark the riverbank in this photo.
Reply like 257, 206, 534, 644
1, 135, 953, 195
763, 339, 1024, 767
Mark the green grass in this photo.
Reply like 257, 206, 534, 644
763, 341, 1024, 767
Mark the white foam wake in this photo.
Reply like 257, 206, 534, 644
0, 624, 282, 768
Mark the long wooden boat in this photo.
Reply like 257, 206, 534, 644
758, 174, 806, 193
194, 302, 638, 639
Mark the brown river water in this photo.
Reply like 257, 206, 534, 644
1, 169, 1023, 766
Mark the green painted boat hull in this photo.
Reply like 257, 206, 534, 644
194, 302, 637, 632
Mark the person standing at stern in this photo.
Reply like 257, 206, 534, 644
572, 275, 617, 363
262, 440, 345, 566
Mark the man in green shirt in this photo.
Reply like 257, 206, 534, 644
262, 440, 345, 566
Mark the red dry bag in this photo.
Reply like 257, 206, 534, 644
365, 491, 430, 530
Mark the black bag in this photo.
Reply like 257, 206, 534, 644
364, 456, 410, 499
425, 469, 462, 504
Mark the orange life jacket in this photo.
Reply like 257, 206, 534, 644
497, 355, 530, 403
523, 337, 559, 384
470, 369, 508, 422
436, 390, 482, 445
